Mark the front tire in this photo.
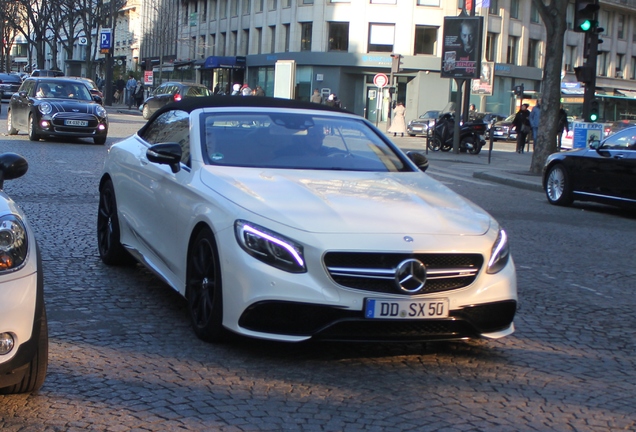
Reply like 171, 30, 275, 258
464, 137, 482, 155
427, 136, 442, 152
545, 164, 573, 206
7, 110, 18, 135
97, 179, 135, 265
94, 135, 107, 145
28, 115, 40, 141
0, 308, 48, 394
186, 228, 228, 343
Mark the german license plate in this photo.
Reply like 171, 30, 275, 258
365, 298, 449, 319
65, 120, 88, 126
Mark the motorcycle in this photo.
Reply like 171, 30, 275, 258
428, 113, 487, 154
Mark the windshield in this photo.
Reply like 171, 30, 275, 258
36, 81, 92, 100
200, 112, 409, 172
600, 127, 636, 150
504, 114, 515, 122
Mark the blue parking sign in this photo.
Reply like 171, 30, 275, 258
100, 29, 112, 50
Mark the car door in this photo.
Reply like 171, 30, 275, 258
10, 80, 35, 129
147, 84, 169, 112
131, 109, 194, 279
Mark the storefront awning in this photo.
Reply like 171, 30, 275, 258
616, 89, 636, 99
202, 56, 246, 69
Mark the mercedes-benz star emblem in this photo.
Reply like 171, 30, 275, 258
395, 258, 427, 293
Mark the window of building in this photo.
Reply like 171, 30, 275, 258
219, 32, 226, 55
416, 0, 439, 5
489, 0, 498, 16
527, 39, 540, 68
220, 0, 227, 17
199, 35, 206, 57
507, 36, 518, 65
414, 26, 437, 55
565, 45, 576, 71
617, 14, 625, 39
230, 31, 237, 55
302, 0, 313, 4
597, 52, 607, 76
566, 3, 573, 30
328, 22, 349, 52
210, 0, 217, 20
255, 0, 263, 12
370, 0, 393, 4
510, 0, 519, 19
242, 0, 250, 14
283, 0, 291, 7
301, 22, 312, 51
368, 23, 394, 53
269, 0, 277, 10
202, 1, 207, 22
485, 32, 498, 62
208, 34, 216, 56
283, 24, 290, 52
191, 36, 196, 58
241, 29, 249, 55
269, 25, 276, 53
598, 10, 610, 36
231, 0, 238, 16
616, 54, 624, 78
256, 27, 262, 54
631, 57, 636, 80
530, 2, 540, 23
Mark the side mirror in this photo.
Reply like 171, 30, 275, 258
146, 143, 182, 173
406, 151, 429, 172
0, 153, 28, 189
93, 95, 104, 104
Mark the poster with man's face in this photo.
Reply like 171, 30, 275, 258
441, 16, 483, 79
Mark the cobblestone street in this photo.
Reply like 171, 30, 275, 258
0, 111, 634, 431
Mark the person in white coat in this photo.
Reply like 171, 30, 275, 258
388, 102, 407, 137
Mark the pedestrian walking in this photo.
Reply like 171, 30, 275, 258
133, 81, 144, 109
114, 75, 125, 104
310, 89, 322, 103
254, 85, 265, 96
557, 105, 570, 151
512, 103, 531, 154
529, 100, 541, 148
125, 74, 137, 109
388, 102, 407, 137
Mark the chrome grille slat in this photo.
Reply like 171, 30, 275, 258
324, 252, 483, 295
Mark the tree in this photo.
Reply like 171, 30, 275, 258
0, 0, 22, 71
4, 0, 54, 70
530, 0, 569, 174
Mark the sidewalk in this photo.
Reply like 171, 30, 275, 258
384, 131, 544, 193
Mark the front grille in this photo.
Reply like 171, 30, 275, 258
51, 113, 99, 128
324, 252, 483, 295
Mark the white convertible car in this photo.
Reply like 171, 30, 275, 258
0, 153, 48, 393
97, 97, 517, 343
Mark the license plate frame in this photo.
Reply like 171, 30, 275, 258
364, 298, 449, 320
65, 119, 88, 127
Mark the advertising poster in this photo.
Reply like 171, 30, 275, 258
441, 16, 484, 79
572, 122, 604, 149
471, 61, 494, 95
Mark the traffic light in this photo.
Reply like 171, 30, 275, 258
574, 0, 599, 33
588, 99, 600, 122
574, 65, 594, 84
390, 53, 403, 74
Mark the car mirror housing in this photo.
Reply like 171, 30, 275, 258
146, 143, 182, 173
406, 151, 429, 172
0, 153, 28, 190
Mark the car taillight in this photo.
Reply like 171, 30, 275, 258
174, 94, 182, 102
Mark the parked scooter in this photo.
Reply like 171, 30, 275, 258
428, 113, 487, 154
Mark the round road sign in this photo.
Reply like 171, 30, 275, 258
373, 73, 389, 88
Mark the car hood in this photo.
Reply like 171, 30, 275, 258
200, 167, 492, 235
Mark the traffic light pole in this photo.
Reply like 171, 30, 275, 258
582, 31, 599, 121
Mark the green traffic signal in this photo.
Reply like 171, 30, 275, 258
580, 20, 592, 32
589, 112, 598, 122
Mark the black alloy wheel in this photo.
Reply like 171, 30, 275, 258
97, 179, 135, 265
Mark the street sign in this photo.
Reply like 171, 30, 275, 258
100, 28, 112, 50
373, 73, 388, 88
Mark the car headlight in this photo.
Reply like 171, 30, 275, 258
38, 102, 52, 115
96, 105, 107, 118
486, 228, 509, 274
235, 220, 306, 273
0, 215, 28, 272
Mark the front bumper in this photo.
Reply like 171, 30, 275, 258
37, 113, 108, 139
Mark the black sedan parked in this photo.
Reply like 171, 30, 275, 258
490, 114, 517, 141
7, 77, 108, 145
543, 126, 636, 209
141, 81, 212, 119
